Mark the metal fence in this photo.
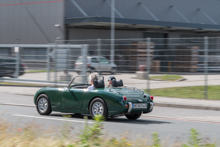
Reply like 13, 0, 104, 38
0, 37, 220, 99
0, 44, 88, 85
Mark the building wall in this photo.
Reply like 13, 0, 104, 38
65, 0, 220, 25
0, 0, 64, 44
68, 28, 143, 40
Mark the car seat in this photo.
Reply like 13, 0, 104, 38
112, 79, 123, 87
93, 79, 105, 88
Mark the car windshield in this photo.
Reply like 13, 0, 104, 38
76, 56, 87, 63
100, 57, 109, 63
70, 75, 104, 86
71, 76, 88, 85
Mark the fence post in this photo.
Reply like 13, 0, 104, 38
82, 44, 88, 83
204, 36, 208, 99
146, 38, 151, 94
54, 45, 58, 87
15, 47, 20, 78
47, 47, 50, 81
97, 38, 101, 73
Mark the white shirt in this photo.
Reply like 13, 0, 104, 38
87, 85, 95, 90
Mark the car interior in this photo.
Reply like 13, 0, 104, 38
71, 79, 124, 89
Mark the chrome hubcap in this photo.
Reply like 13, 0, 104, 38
38, 98, 48, 113
92, 102, 104, 116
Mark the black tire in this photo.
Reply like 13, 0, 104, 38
89, 98, 108, 120
36, 94, 52, 115
111, 67, 117, 74
88, 67, 95, 74
125, 112, 142, 120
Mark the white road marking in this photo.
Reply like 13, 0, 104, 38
13, 114, 94, 123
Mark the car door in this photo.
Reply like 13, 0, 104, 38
90, 57, 101, 71
100, 57, 111, 71
0, 59, 13, 76
62, 88, 86, 110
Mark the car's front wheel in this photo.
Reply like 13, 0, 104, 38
111, 67, 117, 74
125, 112, 142, 120
89, 98, 108, 120
36, 94, 52, 115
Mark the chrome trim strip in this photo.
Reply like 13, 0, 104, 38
128, 102, 132, 113
67, 75, 104, 89
150, 102, 154, 110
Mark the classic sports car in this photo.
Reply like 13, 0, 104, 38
34, 75, 154, 120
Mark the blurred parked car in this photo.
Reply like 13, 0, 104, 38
74, 56, 117, 74
0, 56, 25, 78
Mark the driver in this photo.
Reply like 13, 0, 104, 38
107, 76, 116, 88
87, 73, 98, 90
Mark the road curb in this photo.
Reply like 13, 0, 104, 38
0, 84, 45, 88
0, 103, 35, 107
155, 102, 220, 111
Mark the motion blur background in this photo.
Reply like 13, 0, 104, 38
0, 0, 220, 99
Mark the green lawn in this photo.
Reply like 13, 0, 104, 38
150, 74, 184, 81
145, 85, 220, 100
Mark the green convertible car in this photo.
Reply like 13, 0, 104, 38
34, 75, 154, 120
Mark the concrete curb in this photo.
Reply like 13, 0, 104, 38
0, 84, 45, 88
0, 103, 35, 107
155, 102, 220, 111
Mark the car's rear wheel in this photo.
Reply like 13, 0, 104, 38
89, 98, 108, 120
36, 94, 52, 115
88, 67, 95, 74
111, 67, 117, 74
125, 112, 142, 120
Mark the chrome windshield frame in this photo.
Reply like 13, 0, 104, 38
67, 75, 87, 89
67, 75, 104, 89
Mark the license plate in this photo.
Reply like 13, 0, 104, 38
133, 103, 147, 109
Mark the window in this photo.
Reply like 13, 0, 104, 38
100, 57, 109, 64
91, 57, 99, 63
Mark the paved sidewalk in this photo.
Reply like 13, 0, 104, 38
0, 86, 220, 110
1, 72, 220, 90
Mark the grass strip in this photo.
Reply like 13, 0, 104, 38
146, 85, 220, 100
150, 74, 184, 81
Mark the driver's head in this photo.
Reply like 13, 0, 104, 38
89, 73, 98, 84
108, 76, 116, 84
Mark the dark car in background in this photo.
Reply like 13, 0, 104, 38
0, 56, 25, 78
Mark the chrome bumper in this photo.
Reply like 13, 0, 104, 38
149, 102, 154, 111
128, 102, 133, 113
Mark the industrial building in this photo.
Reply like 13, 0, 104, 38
1, 0, 220, 72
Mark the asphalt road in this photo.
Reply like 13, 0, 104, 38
1, 102, 220, 143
